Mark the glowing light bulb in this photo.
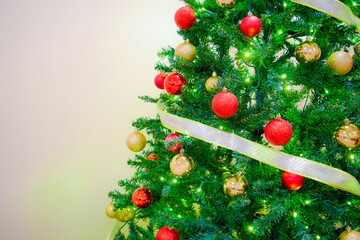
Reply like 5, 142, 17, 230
293, 212, 298, 217
284, 2, 287, 7
173, 179, 177, 183
245, 52, 250, 57
305, 200, 310, 205
249, 226, 254, 231
281, 74, 287, 78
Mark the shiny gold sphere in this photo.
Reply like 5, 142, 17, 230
105, 203, 118, 218
295, 41, 321, 64
175, 41, 196, 63
339, 227, 360, 240
333, 119, 360, 149
327, 50, 353, 75
126, 131, 146, 152
170, 153, 195, 176
355, 42, 360, 56
205, 72, 219, 92
223, 173, 248, 197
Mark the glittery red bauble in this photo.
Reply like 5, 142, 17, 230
281, 172, 304, 191
264, 117, 293, 146
132, 187, 153, 208
154, 73, 167, 89
240, 15, 262, 37
211, 91, 239, 118
156, 226, 180, 240
165, 133, 182, 152
174, 6, 196, 29
164, 73, 186, 95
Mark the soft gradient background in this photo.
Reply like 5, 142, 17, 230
0, 1, 182, 239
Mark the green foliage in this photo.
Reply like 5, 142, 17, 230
109, 0, 360, 239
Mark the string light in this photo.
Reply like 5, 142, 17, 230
197, 188, 202, 192
173, 179, 177, 183
305, 226, 309, 229
348, 201, 352, 205
353, 2, 357, 6
246, 78, 250, 82
350, 155, 355, 160
160, 177, 164, 181
286, 86, 291, 90
284, 2, 287, 7
249, 226, 254, 231
316, 236, 321, 239
178, 214, 182, 218
278, 30, 283, 34
305, 200, 310, 205
293, 212, 298, 217
281, 74, 287, 79
220, 126, 224, 130
245, 52, 250, 57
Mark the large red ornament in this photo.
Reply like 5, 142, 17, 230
164, 73, 186, 95
240, 14, 262, 37
264, 114, 293, 146
211, 90, 239, 118
281, 172, 304, 191
156, 226, 180, 240
132, 187, 153, 208
154, 73, 167, 89
174, 6, 196, 30
165, 133, 182, 152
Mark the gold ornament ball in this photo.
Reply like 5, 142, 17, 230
170, 153, 194, 176
116, 207, 136, 222
327, 50, 353, 75
205, 72, 219, 92
355, 42, 360, 56
126, 131, 147, 152
175, 41, 196, 63
295, 40, 321, 64
333, 119, 360, 149
105, 203, 119, 218
223, 173, 248, 197
339, 227, 360, 240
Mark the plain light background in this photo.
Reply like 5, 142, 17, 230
0, 0, 183, 239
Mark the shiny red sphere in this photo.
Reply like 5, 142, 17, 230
164, 73, 186, 95
165, 133, 182, 152
154, 73, 167, 89
281, 172, 304, 191
212, 91, 239, 118
240, 15, 262, 37
156, 226, 180, 240
174, 6, 196, 29
132, 188, 153, 208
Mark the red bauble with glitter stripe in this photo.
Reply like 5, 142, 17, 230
132, 187, 153, 208
174, 6, 196, 29
164, 73, 186, 95
156, 226, 180, 240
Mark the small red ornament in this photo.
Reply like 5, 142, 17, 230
156, 226, 180, 240
165, 133, 182, 152
174, 6, 196, 30
144, 153, 158, 171
154, 73, 167, 89
132, 187, 153, 208
164, 72, 186, 95
281, 172, 304, 191
240, 13, 262, 37
211, 89, 239, 118
264, 114, 293, 146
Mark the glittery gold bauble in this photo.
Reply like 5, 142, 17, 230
170, 153, 194, 176
223, 173, 248, 197
339, 227, 360, 240
175, 40, 196, 63
333, 119, 360, 149
126, 131, 147, 152
205, 72, 219, 92
327, 50, 353, 75
295, 38, 321, 64
116, 207, 136, 222
105, 203, 119, 218
355, 42, 360, 56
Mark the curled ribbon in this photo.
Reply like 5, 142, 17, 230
291, 0, 360, 32
158, 101, 360, 196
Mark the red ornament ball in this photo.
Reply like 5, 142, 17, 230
165, 133, 182, 152
156, 226, 180, 240
281, 172, 304, 191
132, 187, 153, 208
174, 6, 196, 30
240, 15, 262, 37
144, 153, 158, 171
154, 73, 167, 89
164, 73, 186, 95
264, 115, 293, 146
212, 90, 239, 118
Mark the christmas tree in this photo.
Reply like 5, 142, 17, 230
107, 0, 360, 239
